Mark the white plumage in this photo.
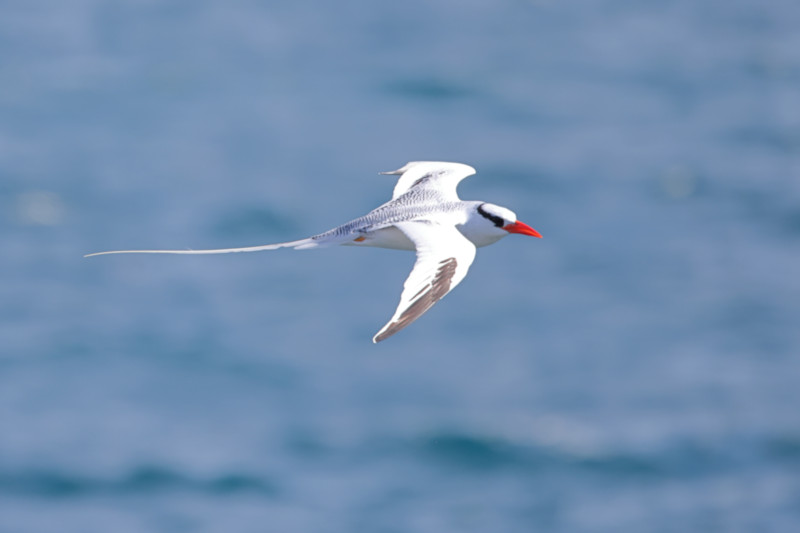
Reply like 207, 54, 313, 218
86, 161, 542, 342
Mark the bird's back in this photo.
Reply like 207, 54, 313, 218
309, 189, 468, 243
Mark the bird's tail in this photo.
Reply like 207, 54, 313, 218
84, 238, 318, 258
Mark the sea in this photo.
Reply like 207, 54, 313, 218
2, 1, 799, 532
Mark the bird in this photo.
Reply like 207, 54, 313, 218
86, 161, 542, 342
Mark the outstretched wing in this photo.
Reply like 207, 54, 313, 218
373, 221, 477, 343
381, 161, 476, 201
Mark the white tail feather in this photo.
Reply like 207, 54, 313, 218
84, 238, 316, 258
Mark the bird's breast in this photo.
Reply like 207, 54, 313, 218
457, 226, 507, 248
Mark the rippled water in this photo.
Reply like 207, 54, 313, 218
2, 1, 800, 532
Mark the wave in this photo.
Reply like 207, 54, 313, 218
0, 465, 278, 499
418, 431, 664, 475
416, 429, 800, 477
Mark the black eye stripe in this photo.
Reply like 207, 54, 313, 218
478, 204, 504, 228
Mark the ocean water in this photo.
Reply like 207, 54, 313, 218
2, 1, 800, 532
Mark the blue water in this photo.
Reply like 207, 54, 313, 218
2, 1, 800, 531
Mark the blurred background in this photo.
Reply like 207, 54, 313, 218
2, 0, 799, 531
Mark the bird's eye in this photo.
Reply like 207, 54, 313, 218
477, 204, 505, 228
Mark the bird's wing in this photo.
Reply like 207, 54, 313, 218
373, 221, 477, 343
381, 161, 476, 201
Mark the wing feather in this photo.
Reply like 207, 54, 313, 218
382, 161, 476, 201
373, 221, 476, 343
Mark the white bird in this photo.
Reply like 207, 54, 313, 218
86, 161, 542, 342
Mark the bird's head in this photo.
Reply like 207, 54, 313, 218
475, 203, 542, 241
